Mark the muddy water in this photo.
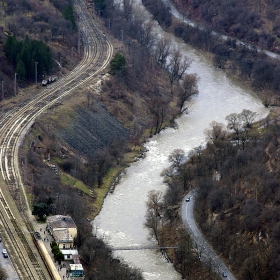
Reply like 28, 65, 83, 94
93, 3, 269, 280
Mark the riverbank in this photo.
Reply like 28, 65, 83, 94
164, 1, 280, 108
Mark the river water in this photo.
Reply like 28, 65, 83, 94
93, 3, 269, 280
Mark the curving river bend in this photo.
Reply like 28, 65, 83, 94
93, 3, 269, 280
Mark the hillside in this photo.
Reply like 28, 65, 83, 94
0, 0, 79, 99
172, 0, 280, 52
160, 110, 280, 279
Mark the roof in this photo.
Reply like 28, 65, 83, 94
47, 215, 76, 230
52, 228, 73, 243
60, 249, 78, 255
69, 264, 83, 271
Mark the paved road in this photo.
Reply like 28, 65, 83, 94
0, 241, 19, 280
182, 190, 237, 280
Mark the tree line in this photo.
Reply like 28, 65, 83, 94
174, 0, 279, 52
157, 109, 280, 279
173, 21, 280, 105
4, 36, 52, 81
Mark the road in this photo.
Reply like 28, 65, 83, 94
182, 190, 236, 280
164, 0, 280, 61
0, 0, 113, 278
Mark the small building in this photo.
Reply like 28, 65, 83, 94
61, 249, 79, 260
69, 264, 84, 277
47, 215, 77, 250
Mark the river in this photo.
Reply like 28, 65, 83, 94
93, 3, 269, 280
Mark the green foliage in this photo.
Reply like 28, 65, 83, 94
16, 60, 26, 80
93, 0, 106, 16
110, 53, 126, 75
4, 36, 52, 82
50, 241, 58, 249
32, 203, 49, 220
50, 242, 64, 264
62, 5, 77, 30
54, 250, 64, 264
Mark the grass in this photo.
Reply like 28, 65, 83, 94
61, 173, 89, 194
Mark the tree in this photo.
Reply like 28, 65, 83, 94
62, 5, 76, 30
110, 53, 126, 75
148, 95, 169, 135
145, 190, 163, 243
225, 113, 243, 143
168, 149, 185, 170
137, 21, 155, 50
153, 35, 171, 68
240, 109, 257, 128
32, 203, 49, 220
16, 60, 26, 80
204, 121, 227, 143
177, 74, 199, 113
166, 49, 191, 95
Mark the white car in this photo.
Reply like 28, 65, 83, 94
2, 249, 8, 258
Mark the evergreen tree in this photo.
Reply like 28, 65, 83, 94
16, 60, 26, 80
110, 53, 126, 75
4, 36, 52, 82
62, 5, 77, 30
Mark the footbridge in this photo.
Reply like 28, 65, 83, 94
112, 246, 178, 251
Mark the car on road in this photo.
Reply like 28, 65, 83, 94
2, 249, 8, 258
185, 197, 190, 202
222, 272, 227, 277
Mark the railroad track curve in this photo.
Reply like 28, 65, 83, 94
0, 0, 113, 278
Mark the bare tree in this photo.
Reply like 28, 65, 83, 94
148, 95, 169, 135
145, 190, 163, 243
168, 149, 185, 170
153, 35, 172, 68
240, 109, 257, 128
204, 121, 228, 143
166, 49, 191, 95
123, 0, 133, 22
138, 20, 156, 50
225, 113, 243, 143
177, 73, 199, 113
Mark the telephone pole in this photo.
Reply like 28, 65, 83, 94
14, 73, 17, 96
35, 61, 38, 84
1, 81, 4, 101
78, 29, 81, 55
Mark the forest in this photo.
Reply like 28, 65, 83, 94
4, 36, 52, 81
172, 0, 280, 52
159, 110, 280, 279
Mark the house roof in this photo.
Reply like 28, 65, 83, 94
52, 228, 73, 243
61, 249, 78, 255
69, 264, 83, 271
47, 215, 76, 230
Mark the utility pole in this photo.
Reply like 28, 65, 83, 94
78, 29, 81, 55
35, 61, 38, 84
120, 29, 123, 41
14, 72, 17, 96
1, 81, 4, 101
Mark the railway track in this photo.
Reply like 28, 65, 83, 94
0, 0, 113, 278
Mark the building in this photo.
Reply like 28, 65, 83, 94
47, 215, 84, 277
60, 249, 78, 260
69, 264, 84, 277
47, 215, 77, 250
